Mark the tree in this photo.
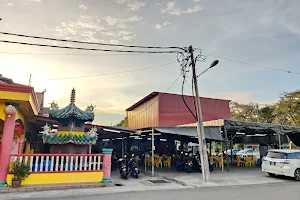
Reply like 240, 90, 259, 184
259, 105, 276, 123
274, 90, 300, 126
230, 102, 276, 123
230, 102, 259, 122
116, 116, 128, 127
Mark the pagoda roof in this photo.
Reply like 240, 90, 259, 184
48, 88, 94, 122
49, 104, 94, 122
43, 134, 97, 145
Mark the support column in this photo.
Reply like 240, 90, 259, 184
101, 148, 113, 183
0, 104, 17, 188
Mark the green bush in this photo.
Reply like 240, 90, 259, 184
11, 161, 30, 180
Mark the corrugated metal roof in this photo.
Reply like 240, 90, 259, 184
126, 91, 231, 111
126, 92, 159, 111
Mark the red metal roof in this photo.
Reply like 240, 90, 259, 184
126, 91, 231, 111
127, 92, 231, 129
126, 92, 159, 111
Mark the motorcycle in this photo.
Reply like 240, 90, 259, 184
175, 152, 193, 173
193, 155, 214, 172
118, 155, 128, 180
128, 154, 140, 178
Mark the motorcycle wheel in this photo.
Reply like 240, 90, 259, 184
175, 165, 180, 171
135, 174, 139, 179
209, 166, 214, 172
186, 167, 192, 173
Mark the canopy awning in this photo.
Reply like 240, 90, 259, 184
153, 126, 225, 141
223, 120, 300, 146
224, 120, 300, 135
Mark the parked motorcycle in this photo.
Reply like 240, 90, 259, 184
128, 154, 140, 178
118, 155, 128, 180
193, 155, 214, 172
175, 152, 193, 173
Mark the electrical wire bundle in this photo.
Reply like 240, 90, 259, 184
177, 48, 206, 121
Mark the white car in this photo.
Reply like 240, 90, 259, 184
236, 149, 260, 157
262, 149, 300, 181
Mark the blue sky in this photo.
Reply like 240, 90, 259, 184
1, 0, 300, 125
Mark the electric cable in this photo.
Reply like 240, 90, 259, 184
0, 32, 183, 50
204, 52, 300, 75
181, 73, 197, 120
0, 40, 178, 54
48, 62, 177, 80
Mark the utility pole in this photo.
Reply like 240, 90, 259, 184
28, 74, 32, 86
189, 45, 210, 182
151, 127, 154, 177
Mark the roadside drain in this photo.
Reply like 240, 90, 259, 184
114, 183, 123, 186
148, 180, 170, 184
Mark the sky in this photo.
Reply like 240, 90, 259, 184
1, 0, 300, 125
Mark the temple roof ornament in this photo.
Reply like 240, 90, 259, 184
48, 88, 94, 122
42, 124, 98, 145
85, 104, 96, 112
49, 101, 59, 110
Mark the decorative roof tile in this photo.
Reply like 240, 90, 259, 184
48, 88, 94, 122
49, 104, 94, 121
42, 133, 97, 145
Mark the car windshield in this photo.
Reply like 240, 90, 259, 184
237, 149, 251, 154
266, 151, 286, 159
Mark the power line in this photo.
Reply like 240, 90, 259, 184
0, 32, 183, 50
205, 52, 300, 75
0, 40, 178, 54
131, 74, 182, 119
48, 62, 177, 80
0, 51, 144, 56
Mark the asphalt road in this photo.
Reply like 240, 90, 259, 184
45, 182, 300, 200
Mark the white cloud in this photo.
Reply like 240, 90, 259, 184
110, 39, 120, 44
127, 15, 142, 22
117, 22, 128, 29
154, 22, 170, 30
127, 1, 145, 11
161, 2, 181, 16
116, 0, 145, 11
182, 5, 202, 14
7, 2, 13, 6
119, 30, 132, 35
104, 16, 119, 26
193, 0, 201, 2
122, 35, 134, 41
103, 15, 142, 27
155, 24, 162, 30
79, 4, 88, 11
161, 2, 202, 16
116, 0, 128, 3
52, 15, 104, 42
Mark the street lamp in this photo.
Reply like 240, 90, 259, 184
197, 60, 219, 78
210, 60, 219, 68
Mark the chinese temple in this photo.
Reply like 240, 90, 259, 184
42, 88, 97, 154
